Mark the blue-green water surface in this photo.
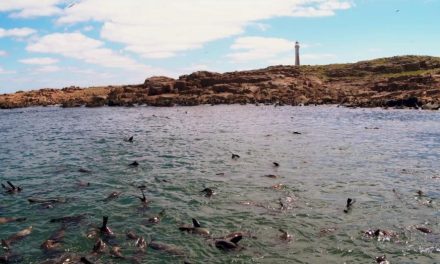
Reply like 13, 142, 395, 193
0, 105, 439, 263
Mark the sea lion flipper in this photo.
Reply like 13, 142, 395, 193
7, 181, 15, 189
230, 235, 242, 244
192, 218, 201, 228
1, 183, 7, 190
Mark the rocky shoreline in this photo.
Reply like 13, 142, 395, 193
1, 55, 440, 110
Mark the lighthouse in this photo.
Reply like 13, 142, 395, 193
295, 41, 300, 66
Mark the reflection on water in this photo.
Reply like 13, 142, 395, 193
0, 105, 439, 263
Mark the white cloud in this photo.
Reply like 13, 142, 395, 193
0, 67, 15, 74
83, 25, 94, 32
26, 32, 150, 71
0, 27, 36, 38
57, 0, 352, 58
35, 65, 61, 73
0, 0, 63, 18
0, 50, 6, 56
20, 57, 59, 65
228, 36, 295, 62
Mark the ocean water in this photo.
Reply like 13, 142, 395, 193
0, 105, 439, 264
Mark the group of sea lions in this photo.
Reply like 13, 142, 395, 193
1, 135, 437, 263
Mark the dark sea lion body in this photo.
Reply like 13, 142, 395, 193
103, 192, 122, 202
50, 214, 85, 225
41, 226, 65, 253
1, 181, 22, 194
28, 197, 66, 204
179, 218, 210, 236
215, 235, 243, 251
1, 226, 33, 249
148, 241, 186, 256
0, 217, 26, 225
100, 216, 114, 236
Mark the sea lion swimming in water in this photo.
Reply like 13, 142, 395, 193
28, 197, 66, 204
343, 198, 356, 213
41, 226, 65, 255
201, 188, 215, 198
148, 241, 186, 256
50, 214, 86, 225
278, 229, 292, 241
78, 168, 92, 173
100, 216, 114, 236
103, 191, 122, 202
231, 154, 240, 160
1, 226, 33, 249
363, 229, 398, 242
215, 235, 243, 251
129, 161, 139, 167
273, 162, 280, 167
179, 218, 210, 236
1, 181, 22, 194
0, 217, 26, 225
146, 209, 166, 225
135, 189, 149, 205
376, 255, 390, 264
92, 239, 107, 254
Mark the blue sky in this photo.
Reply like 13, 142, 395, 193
0, 0, 439, 93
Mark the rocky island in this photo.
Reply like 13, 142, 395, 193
1, 55, 440, 110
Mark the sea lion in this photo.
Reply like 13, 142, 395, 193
50, 214, 85, 225
292, 131, 302, 135
273, 162, 280, 167
135, 189, 149, 205
343, 198, 356, 213
376, 255, 390, 264
1, 181, 22, 193
92, 239, 107, 254
128, 136, 134, 143
318, 227, 338, 237
215, 235, 243, 251
41, 226, 65, 254
231, 154, 240, 160
126, 231, 139, 240
179, 218, 210, 236
278, 229, 292, 241
363, 229, 398, 241
110, 246, 124, 259
0, 217, 26, 225
103, 192, 122, 202
100, 216, 114, 236
28, 197, 66, 204
129, 161, 139, 167
135, 237, 147, 249
80, 256, 94, 264
1, 226, 33, 249
146, 210, 165, 225
78, 168, 92, 173
214, 231, 256, 240
201, 188, 215, 198
415, 226, 432, 234
148, 241, 186, 256
77, 180, 90, 187
272, 183, 285, 190
263, 174, 278, 179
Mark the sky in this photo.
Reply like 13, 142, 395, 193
0, 0, 439, 93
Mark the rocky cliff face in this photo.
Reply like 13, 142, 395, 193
1, 55, 440, 110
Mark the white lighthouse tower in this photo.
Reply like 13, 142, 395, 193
295, 41, 300, 66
